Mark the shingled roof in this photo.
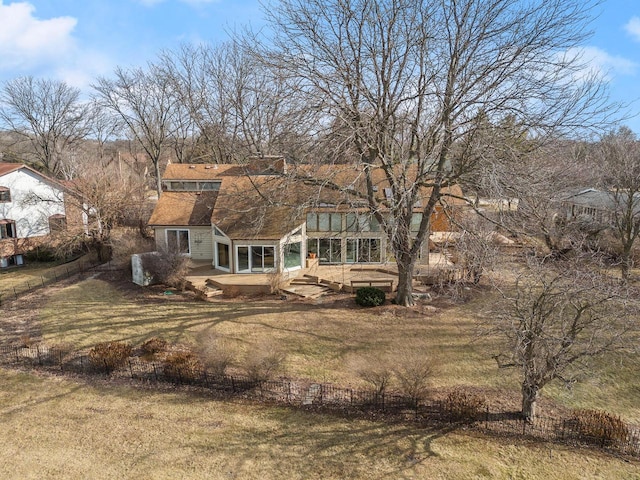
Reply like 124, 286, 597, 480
149, 161, 464, 239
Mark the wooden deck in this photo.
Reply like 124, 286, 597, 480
185, 253, 456, 298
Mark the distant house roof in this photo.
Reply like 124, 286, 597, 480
564, 188, 640, 212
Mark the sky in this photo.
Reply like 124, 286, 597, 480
0, 0, 639, 133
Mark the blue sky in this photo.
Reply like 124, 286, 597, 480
0, 0, 639, 133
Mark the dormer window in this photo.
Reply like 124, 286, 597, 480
0, 187, 10, 202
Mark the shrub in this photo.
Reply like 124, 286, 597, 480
244, 342, 287, 383
141, 249, 191, 289
393, 353, 434, 408
163, 351, 203, 382
140, 337, 168, 358
88, 341, 132, 373
355, 287, 386, 307
568, 409, 629, 446
197, 333, 235, 377
444, 388, 487, 423
351, 355, 392, 396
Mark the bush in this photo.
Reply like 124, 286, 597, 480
141, 249, 191, 289
393, 353, 434, 407
355, 287, 386, 307
88, 341, 132, 373
163, 351, 203, 382
244, 342, 287, 383
568, 409, 629, 446
350, 355, 392, 396
197, 333, 235, 377
140, 337, 168, 358
444, 388, 487, 423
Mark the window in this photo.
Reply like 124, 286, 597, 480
252, 246, 275, 272
346, 213, 380, 232
0, 219, 16, 239
236, 245, 275, 272
306, 212, 342, 232
166, 229, 189, 254
284, 242, 302, 269
307, 238, 341, 263
200, 182, 220, 191
0, 187, 9, 202
49, 214, 66, 233
165, 180, 221, 191
216, 242, 230, 270
411, 213, 423, 233
346, 238, 381, 263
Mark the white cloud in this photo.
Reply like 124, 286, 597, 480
624, 16, 640, 42
0, 1, 77, 71
565, 46, 637, 82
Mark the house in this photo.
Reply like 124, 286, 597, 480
148, 159, 463, 274
561, 188, 639, 227
0, 162, 70, 268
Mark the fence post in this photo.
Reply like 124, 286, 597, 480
14, 346, 19, 363
36, 345, 41, 366
13, 287, 18, 299
485, 405, 489, 429
153, 363, 158, 381
26, 281, 31, 291
129, 360, 134, 379
41, 276, 45, 288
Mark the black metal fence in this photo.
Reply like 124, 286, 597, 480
1, 343, 639, 458
0, 256, 103, 305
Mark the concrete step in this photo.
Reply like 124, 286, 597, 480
282, 284, 332, 299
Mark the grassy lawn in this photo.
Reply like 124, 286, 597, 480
32, 275, 640, 425
0, 369, 637, 480
0, 256, 93, 300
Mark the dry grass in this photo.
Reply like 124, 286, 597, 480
0, 368, 638, 480
0, 256, 94, 300
32, 275, 640, 423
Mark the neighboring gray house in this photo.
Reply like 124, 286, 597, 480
562, 188, 640, 228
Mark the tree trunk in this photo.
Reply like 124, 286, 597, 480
395, 261, 415, 307
154, 159, 163, 198
621, 244, 632, 283
521, 381, 539, 422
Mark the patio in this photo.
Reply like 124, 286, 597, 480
184, 252, 456, 298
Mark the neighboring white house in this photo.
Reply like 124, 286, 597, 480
0, 162, 67, 268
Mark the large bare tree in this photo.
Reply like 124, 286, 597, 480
492, 256, 633, 420
0, 76, 90, 178
597, 127, 640, 282
93, 67, 181, 196
155, 42, 316, 163
258, 0, 612, 305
